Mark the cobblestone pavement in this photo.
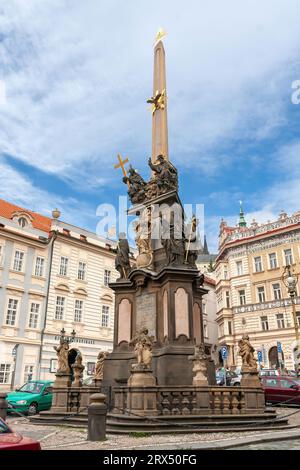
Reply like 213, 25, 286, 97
233, 439, 300, 450
6, 406, 300, 450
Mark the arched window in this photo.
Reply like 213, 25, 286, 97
18, 217, 28, 228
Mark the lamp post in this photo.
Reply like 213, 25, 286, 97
282, 265, 300, 376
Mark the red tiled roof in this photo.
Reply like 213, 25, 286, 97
0, 199, 52, 233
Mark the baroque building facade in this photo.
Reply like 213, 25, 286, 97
215, 208, 300, 370
0, 199, 117, 391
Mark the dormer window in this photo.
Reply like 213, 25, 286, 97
18, 217, 28, 228
12, 211, 33, 228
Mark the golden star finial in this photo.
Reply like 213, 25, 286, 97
154, 28, 167, 45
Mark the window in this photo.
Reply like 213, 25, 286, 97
224, 267, 228, 279
261, 316, 269, 331
276, 313, 285, 329
228, 321, 232, 335
13, 250, 24, 272
238, 290, 246, 306
269, 253, 278, 269
35, 257, 45, 277
225, 291, 230, 308
29, 303, 40, 328
257, 286, 266, 303
0, 364, 11, 384
18, 217, 28, 228
78, 262, 86, 281
6, 299, 18, 325
104, 269, 111, 286
254, 256, 263, 272
236, 261, 243, 276
264, 378, 278, 388
219, 323, 224, 337
203, 324, 208, 338
24, 365, 34, 382
74, 299, 83, 322
55, 296, 65, 320
59, 257, 68, 276
273, 283, 282, 300
202, 303, 206, 314
284, 249, 293, 266
297, 312, 300, 327
101, 305, 109, 327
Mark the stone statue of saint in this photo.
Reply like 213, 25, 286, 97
94, 351, 109, 381
148, 155, 178, 194
184, 216, 200, 267
123, 165, 147, 204
130, 327, 154, 369
161, 216, 185, 266
72, 353, 85, 387
115, 233, 131, 279
54, 339, 70, 374
238, 334, 257, 372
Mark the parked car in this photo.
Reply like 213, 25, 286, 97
82, 376, 94, 386
261, 376, 300, 405
7, 380, 53, 416
0, 418, 41, 450
259, 369, 279, 377
216, 370, 240, 386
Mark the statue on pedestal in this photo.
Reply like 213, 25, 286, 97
54, 339, 70, 374
189, 343, 208, 386
238, 334, 258, 372
94, 351, 109, 382
130, 327, 154, 370
115, 233, 131, 279
72, 353, 85, 387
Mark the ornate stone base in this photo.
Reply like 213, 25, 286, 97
241, 370, 261, 388
53, 372, 71, 389
126, 368, 158, 416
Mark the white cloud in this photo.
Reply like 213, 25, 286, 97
0, 0, 300, 184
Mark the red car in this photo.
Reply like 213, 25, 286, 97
0, 418, 41, 450
261, 376, 300, 406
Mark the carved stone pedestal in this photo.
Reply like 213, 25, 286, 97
53, 372, 71, 389
126, 367, 158, 416
241, 370, 261, 388
189, 344, 209, 387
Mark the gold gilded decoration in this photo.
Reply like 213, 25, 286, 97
154, 28, 167, 45
147, 89, 165, 115
114, 154, 130, 187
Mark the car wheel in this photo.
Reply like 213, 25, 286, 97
28, 403, 38, 415
234, 382, 240, 386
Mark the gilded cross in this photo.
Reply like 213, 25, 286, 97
114, 154, 129, 187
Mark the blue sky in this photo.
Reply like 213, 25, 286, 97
1, 0, 300, 252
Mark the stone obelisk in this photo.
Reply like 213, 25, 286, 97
152, 40, 169, 162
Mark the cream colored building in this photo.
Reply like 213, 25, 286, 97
0, 199, 117, 390
201, 276, 218, 364
40, 219, 118, 382
216, 209, 300, 370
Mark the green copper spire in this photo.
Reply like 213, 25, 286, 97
238, 201, 247, 227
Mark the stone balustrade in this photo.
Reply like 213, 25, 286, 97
112, 385, 265, 416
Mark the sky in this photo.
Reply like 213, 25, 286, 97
1, 0, 300, 252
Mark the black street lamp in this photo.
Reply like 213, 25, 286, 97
282, 265, 299, 375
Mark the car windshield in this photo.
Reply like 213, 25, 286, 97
0, 420, 10, 434
18, 382, 44, 394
